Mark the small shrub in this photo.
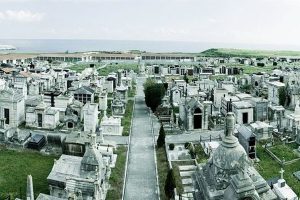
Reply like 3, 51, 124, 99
189, 143, 196, 159
169, 143, 175, 150
157, 125, 165, 148
190, 148, 196, 159
184, 142, 190, 149
164, 169, 176, 199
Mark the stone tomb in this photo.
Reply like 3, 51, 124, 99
111, 97, 125, 116
168, 144, 191, 160
100, 116, 123, 136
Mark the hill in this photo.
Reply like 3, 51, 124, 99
200, 48, 300, 58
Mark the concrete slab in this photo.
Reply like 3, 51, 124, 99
182, 178, 193, 185
179, 165, 196, 171
180, 171, 193, 177
184, 186, 195, 193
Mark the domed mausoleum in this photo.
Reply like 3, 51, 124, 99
193, 112, 277, 200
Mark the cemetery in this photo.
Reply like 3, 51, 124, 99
2, 49, 300, 199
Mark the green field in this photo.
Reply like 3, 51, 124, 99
269, 144, 299, 161
69, 62, 139, 75
201, 48, 300, 58
256, 144, 300, 195
69, 63, 96, 73
0, 148, 57, 199
98, 63, 139, 76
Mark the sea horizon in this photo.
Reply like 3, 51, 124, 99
1, 38, 300, 54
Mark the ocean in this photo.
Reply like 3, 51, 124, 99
0, 39, 300, 53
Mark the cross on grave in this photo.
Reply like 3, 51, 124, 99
279, 168, 285, 180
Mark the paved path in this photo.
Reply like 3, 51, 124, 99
124, 77, 159, 200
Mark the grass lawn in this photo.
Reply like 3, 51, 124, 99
256, 144, 300, 195
239, 65, 274, 74
98, 63, 139, 76
106, 145, 128, 200
156, 147, 169, 200
121, 100, 134, 136
69, 63, 96, 73
128, 82, 136, 98
0, 147, 57, 199
128, 87, 136, 98
269, 144, 299, 161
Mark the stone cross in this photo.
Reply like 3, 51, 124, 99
279, 168, 285, 179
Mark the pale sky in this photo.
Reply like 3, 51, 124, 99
0, 0, 300, 46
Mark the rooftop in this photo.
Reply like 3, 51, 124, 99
232, 101, 254, 109
268, 81, 285, 87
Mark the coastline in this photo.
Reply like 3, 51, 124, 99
1, 39, 300, 54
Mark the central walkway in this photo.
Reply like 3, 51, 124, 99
124, 77, 159, 200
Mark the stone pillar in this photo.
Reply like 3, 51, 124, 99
99, 128, 104, 144
203, 101, 212, 130
225, 112, 235, 136
117, 70, 122, 86
26, 175, 34, 200
188, 112, 193, 130
0, 118, 4, 129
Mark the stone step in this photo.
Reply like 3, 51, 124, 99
182, 178, 193, 185
180, 192, 194, 200
180, 171, 193, 177
179, 165, 196, 171
184, 186, 195, 193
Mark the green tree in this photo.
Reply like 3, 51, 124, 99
157, 124, 165, 148
144, 78, 165, 112
164, 169, 176, 199
239, 84, 252, 94
183, 73, 189, 83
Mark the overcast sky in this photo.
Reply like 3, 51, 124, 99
0, 0, 299, 46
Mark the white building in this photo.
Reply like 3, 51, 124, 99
213, 88, 228, 109
100, 116, 123, 136
272, 170, 298, 200
26, 100, 60, 130
286, 101, 300, 130
83, 103, 98, 133
98, 91, 108, 111
268, 81, 285, 105
0, 87, 25, 127
47, 135, 110, 200
250, 121, 273, 140
221, 81, 235, 93
232, 101, 254, 124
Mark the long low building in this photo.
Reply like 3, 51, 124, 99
0, 52, 198, 64
37, 52, 137, 62
0, 54, 38, 64
141, 53, 196, 61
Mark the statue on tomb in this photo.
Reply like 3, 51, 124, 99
65, 105, 72, 116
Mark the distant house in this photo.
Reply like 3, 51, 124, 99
73, 86, 95, 104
